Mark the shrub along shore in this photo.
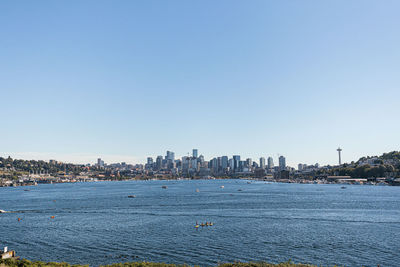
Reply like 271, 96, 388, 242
0, 258, 341, 267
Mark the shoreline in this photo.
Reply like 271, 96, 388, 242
0, 258, 332, 267
0, 176, 396, 188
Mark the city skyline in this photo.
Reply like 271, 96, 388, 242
1, 1, 399, 167
0, 146, 354, 168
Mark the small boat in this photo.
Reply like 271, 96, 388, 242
220, 186, 224, 188
128, 195, 136, 198
195, 189, 200, 192
17, 218, 22, 222
50, 216, 55, 219
238, 189, 243, 192
200, 223, 205, 227
195, 224, 199, 228
247, 182, 251, 184
0, 210, 7, 213
162, 185, 168, 189
24, 189, 30, 191
341, 186, 346, 189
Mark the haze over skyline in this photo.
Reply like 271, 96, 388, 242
1, 1, 399, 167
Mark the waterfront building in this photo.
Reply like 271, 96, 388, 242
260, 157, 266, 169
193, 149, 198, 158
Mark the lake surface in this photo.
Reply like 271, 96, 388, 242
0, 180, 399, 267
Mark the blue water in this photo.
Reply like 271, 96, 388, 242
0, 180, 399, 267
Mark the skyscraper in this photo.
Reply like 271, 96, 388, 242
233, 155, 240, 171
229, 158, 234, 170
279, 156, 286, 171
221, 156, 228, 170
192, 149, 198, 158
267, 157, 274, 169
210, 158, 218, 173
166, 151, 175, 161
156, 156, 163, 170
246, 158, 252, 168
260, 157, 266, 169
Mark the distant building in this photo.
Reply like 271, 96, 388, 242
229, 158, 234, 170
221, 156, 228, 170
298, 163, 303, 171
274, 170, 290, 179
166, 151, 175, 161
156, 156, 163, 170
97, 158, 104, 168
255, 168, 266, 177
192, 149, 198, 158
210, 158, 218, 173
246, 158, 252, 168
279, 156, 286, 171
233, 155, 240, 171
267, 157, 274, 169
260, 157, 266, 169
198, 155, 205, 164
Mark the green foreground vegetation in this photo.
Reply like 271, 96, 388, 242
0, 259, 342, 267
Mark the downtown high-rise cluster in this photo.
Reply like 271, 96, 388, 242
144, 149, 288, 177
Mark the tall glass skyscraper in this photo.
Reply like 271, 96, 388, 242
279, 156, 286, 170
259, 157, 266, 169
192, 149, 198, 158
267, 157, 274, 169
233, 155, 240, 171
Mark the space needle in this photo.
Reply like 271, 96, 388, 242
337, 147, 342, 165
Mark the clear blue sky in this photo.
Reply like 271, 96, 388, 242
1, 0, 399, 166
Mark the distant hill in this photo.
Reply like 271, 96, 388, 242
333, 151, 400, 178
